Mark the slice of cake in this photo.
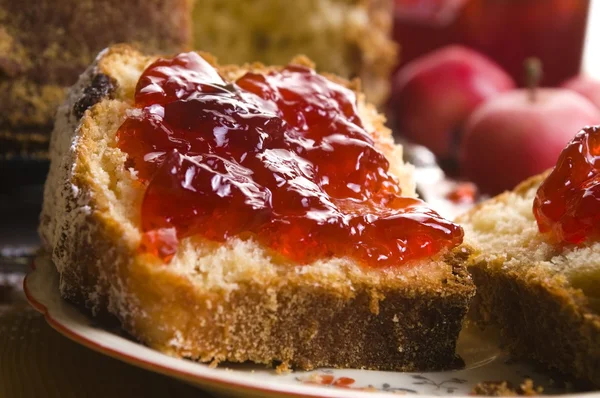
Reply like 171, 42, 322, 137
39, 44, 474, 371
191, 0, 397, 107
460, 126, 600, 385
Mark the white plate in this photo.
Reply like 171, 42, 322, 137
25, 254, 599, 398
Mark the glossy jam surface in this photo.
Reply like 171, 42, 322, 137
534, 126, 600, 244
118, 52, 463, 266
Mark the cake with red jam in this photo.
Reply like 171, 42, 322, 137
460, 126, 600, 386
39, 45, 474, 371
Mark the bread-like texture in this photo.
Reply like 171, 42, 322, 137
0, 0, 192, 158
459, 174, 600, 385
191, 0, 397, 107
39, 44, 474, 371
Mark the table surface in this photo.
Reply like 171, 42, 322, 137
0, 186, 215, 398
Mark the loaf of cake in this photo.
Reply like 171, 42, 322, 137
191, 0, 397, 107
39, 44, 474, 371
0, 0, 192, 159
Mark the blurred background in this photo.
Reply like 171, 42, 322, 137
1, 0, 599, 294
394, 0, 593, 84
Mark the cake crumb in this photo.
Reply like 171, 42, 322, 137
208, 359, 220, 368
471, 379, 543, 396
275, 362, 291, 374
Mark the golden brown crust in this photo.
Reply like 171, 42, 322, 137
57, 216, 474, 370
468, 262, 600, 385
0, 0, 192, 154
40, 45, 474, 371
462, 172, 600, 386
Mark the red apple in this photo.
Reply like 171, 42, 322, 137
459, 89, 600, 195
390, 45, 515, 158
561, 75, 600, 111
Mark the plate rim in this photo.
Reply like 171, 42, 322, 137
23, 257, 600, 398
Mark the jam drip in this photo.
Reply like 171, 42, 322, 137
118, 52, 463, 266
534, 126, 600, 244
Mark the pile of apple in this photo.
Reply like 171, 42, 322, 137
389, 45, 600, 195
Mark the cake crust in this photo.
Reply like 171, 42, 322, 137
40, 45, 474, 371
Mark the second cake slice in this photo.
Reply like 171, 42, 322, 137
460, 127, 600, 385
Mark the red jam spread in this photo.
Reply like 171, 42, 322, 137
534, 126, 600, 244
117, 52, 463, 266
446, 182, 477, 204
